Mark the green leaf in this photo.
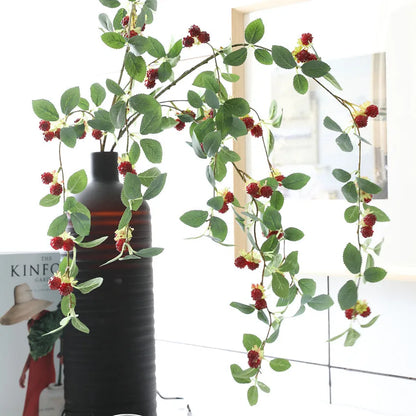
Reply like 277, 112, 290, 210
332, 168, 351, 183
47, 214, 68, 237
203, 131, 222, 157
254, 48, 273, 65
221, 72, 240, 82
123, 172, 142, 200
129, 93, 161, 115
67, 169, 88, 194
125, 53, 146, 82
143, 173, 166, 200
89, 109, 114, 133
284, 227, 304, 241
193, 71, 220, 93
137, 167, 161, 187
276, 285, 297, 307
135, 247, 164, 257
272, 273, 289, 298
360, 315, 380, 328
298, 278, 316, 296
60, 87, 80, 115
145, 0, 157, 11
71, 212, 91, 236
344, 205, 360, 223
365, 205, 390, 222
364, 267, 387, 282
343, 243, 362, 274
270, 191, 284, 211
338, 280, 358, 310
109, 101, 126, 129
245, 18, 264, 44
112, 8, 127, 30
128, 141, 140, 165
293, 73, 308, 94
262, 206, 281, 231
258, 381, 270, 393
356, 177, 382, 195
257, 309, 269, 325
99, 13, 113, 31
323, 72, 342, 90
204, 89, 219, 109
229, 117, 247, 138
207, 196, 225, 211
128, 35, 149, 55
230, 302, 255, 314
78, 97, 89, 110
64, 197, 90, 218
140, 138, 162, 163
180, 210, 208, 228
158, 61, 172, 82
218, 146, 240, 163
301, 60, 331, 78
71, 317, 90, 334
32, 99, 59, 121
341, 181, 358, 203
77, 236, 108, 248
91, 83, 106, 106
146, 36, 166, 58
99, 0, 120, 7
335, 133, 353, 152
224, 98, 250, 117
223, 48, 248, 66
210, 216, 228, 242
167, 39, 182, 58
247, 386, 258, 406
39, 194, 60, 207
61, 293, 75, 316
187, 90, 203, 108
243, 333, 262, 351
230, 364, 251, 384
324, 116, 343, 132
101, 31, 126, 49
270, 358, 291, 372
308, 294, 334, 311
344, 328, 360, 347
282, 173, 310, 190
271, 45, 297, 69
76, 277, 103, 294
140, 112, 162, 134
279, 251, 299, 275
59, 127, 77, 148
118, 208, 132, 230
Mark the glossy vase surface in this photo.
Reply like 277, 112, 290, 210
63, 152, 156, 416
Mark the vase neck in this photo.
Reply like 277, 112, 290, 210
91, 152, 119, 182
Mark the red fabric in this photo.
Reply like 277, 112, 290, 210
22, 311, 56, 416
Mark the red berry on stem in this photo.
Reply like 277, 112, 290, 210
41, 172, 54, 184
50, 183, 63, 196
260, 185, 273, 198
247, 349, 261, 368
234, 256, 247, 269
122, 15, 129, 26
360, 306, 371, 317
62, 239, 75, 252
59, 283, 73, 296
247, 261, 259, 271
224, 191, 234, 204
175, 120, 186, 131
361, 225, 374, 238
50, 237, 64, 250
39, 120, 51, 131
48, 276, 62, 291
300, 33, 313, 45
363, 213, 377, 227
354, 115, 368, 128
241, 116, 254, 130
255, 298, 267, 310
118, 161, 134, 176
365, 104, 379, 118
197, 31, 210, 43
116, 238, 127, 253
218, 202, 229, 214
188, 25, 201, 37
54, 128, 61, 139
44, 131, 55, 142
183, 36, 194, 47
345, 308, 355, 320
246, 182, 260, 197
92, 129, 103, 140
251, 288, 263, 301
250, 125, 263, 137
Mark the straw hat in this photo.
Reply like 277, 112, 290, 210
0, 283, 52, 325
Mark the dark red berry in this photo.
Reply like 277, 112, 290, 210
363, 213, 377, 227
188, 25, 201, 37
146, 68, 159, 81
354, 115, 368, 128
197, 31, 210, 43
127, 30, 138, 38
62, 239, 75, 252
224, 191, 234, 204
122, 15, 129, 26
218, 202, 229, 214
365, 105, 379, 118
251, 288, 263, 301
247, 261, 259, 271
246, 182, 260, 197
255, 298, 267, 310
241, 116, 254, 130
79, 131, 87, 139
266, 230, 284, 240
44, 131, 55, 142
144, 78, 156, 89
296, 49, 314, 63
364, 195, 373, 204
141, 24, 146, 32
175, 120, 186, 131
301, 33, 313, 45
183, 36, 195, 47
260, 185, 273, 198
250, 124, 263, 137
118, 161, 134, 176
360, 306, 371, 317
361, 225, 374, 238
92, 129, 103, 140
275, 174, 285, 184
54, 128, 61, 139
247, 349, 261, 368
39, 120, 51, 131
184, 110, 196, 119
59, 283, 73, 296
50, 237, 64, 250
116, 238, 127, 253
50, 183, 63, 196
48, 276, 62, 290
345, 308, 355, 319
234, 256, 247, 269
41, 172, 54, 184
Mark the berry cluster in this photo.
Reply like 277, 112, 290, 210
234, 251, 261, 270
360, 213, 377, 238
92, 129, 103, 140
121, 15, 145, 39
114, 226, 133, 254
293, 33, 317, 63
118, 155, 137, 177
39, 120, 61, 142
48, 271, 75, 296
144, 68, 159, 89
182, 25, 210, 47
353, 103, 379, 128
218, 190, 235, 214
247, 346, 263, 368
345, 300, 371, 320
241, 116, 263, 137
246, 182, 273, 199
174, 110, 196, 131
50, 233, 75, 252
41, 170, 63, 196
251, 284, 267, 310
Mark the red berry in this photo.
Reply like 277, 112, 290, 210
365, 105, 379, 118
54, 128, 61, 139
247, 349, 261, 368
118, 161, 134, 176
246, 182, 260, 197
308, 53, 317, 61
39, 120, 51, 131
363, 213, 377, 227
141, 24, 146, 32
275, 174, 285, 183
296, 49, 314, 63
260, 185, 273, 198
266, 230, 284, 239
79, 131, 87, 140
127, 29, 138, 38
354, 115, 368, 128
188, 25, 201, 37
62, 239, 75, 252
59, 283, 73, 297
144, 78, 156, 89
241, 116, 254, 130
345, 308, 355, 320
364, 195, 373, 204
250, 124, 263, 137
224, 191, 234, 204
234, 256, 247, 269
44, 131, 55, 142
251, 288, 263, 301
255, 298, 267, 310
41, 172, 54, 184
175, 120, 186, 131
197, 31, 210, 43
247, 261, 259, 271
183, 36, 194, 47
218, 202, 229, 214
184, 110, 196, 119
122, 15, 129, 26
146, 68, 159, 81
92, 129, 103, 140
116, 238, 127, 253
50, 183, 63, 196
360, 306, 371, 317
361, 225, 374, 238
300, 33, 313, 45
48, 275, 62, 290
50, 237, 64, 250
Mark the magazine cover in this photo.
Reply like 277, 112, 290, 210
0, 252, 63, 416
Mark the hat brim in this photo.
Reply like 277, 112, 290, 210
0, 299, 53, 325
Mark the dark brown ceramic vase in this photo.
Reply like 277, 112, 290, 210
63, 152, 156, 416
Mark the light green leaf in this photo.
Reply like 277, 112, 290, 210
125, 52, 146, 82
282, 173, 310, 190
210, 216, 228, 242
247, 385, 258, 406
47, 214, 69, 237
101, 31, 126, 49
230, 302, 255, 314
123, 172, 142, 200
143, 173, 167, 200
71, 212, 91, 236
60, 87, 80, 115
324, 116, 343, 132
341, 181, 358, 203
223, 48, 248, 66
39, 194, 60, 207
140, 138, 162, 163
243, 333, 262, 351
245, 18, 264, 44
344, 328, 360, 347
356, 177, 382, 195
301, 60, 331, 78
32, 99, 59, 121
254, 48, 273, 65
343, 243, 362, 274
364, 267, 387, 282
332, 168, 351, 183
180, 210, 208, 228
76, 277, 103, 294
67, 169, 88, 194
272, 45, 297, 69
71, 317, 90, 334
90, 83, 107, 106
308, 294, 334, 311
338, 280, 358, 310
270, 358, 291, 372
293, 73, 308, 94
344, 205, 360, 223
336, 133, 353, 152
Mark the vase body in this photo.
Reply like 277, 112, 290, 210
63, 152, 156, 416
